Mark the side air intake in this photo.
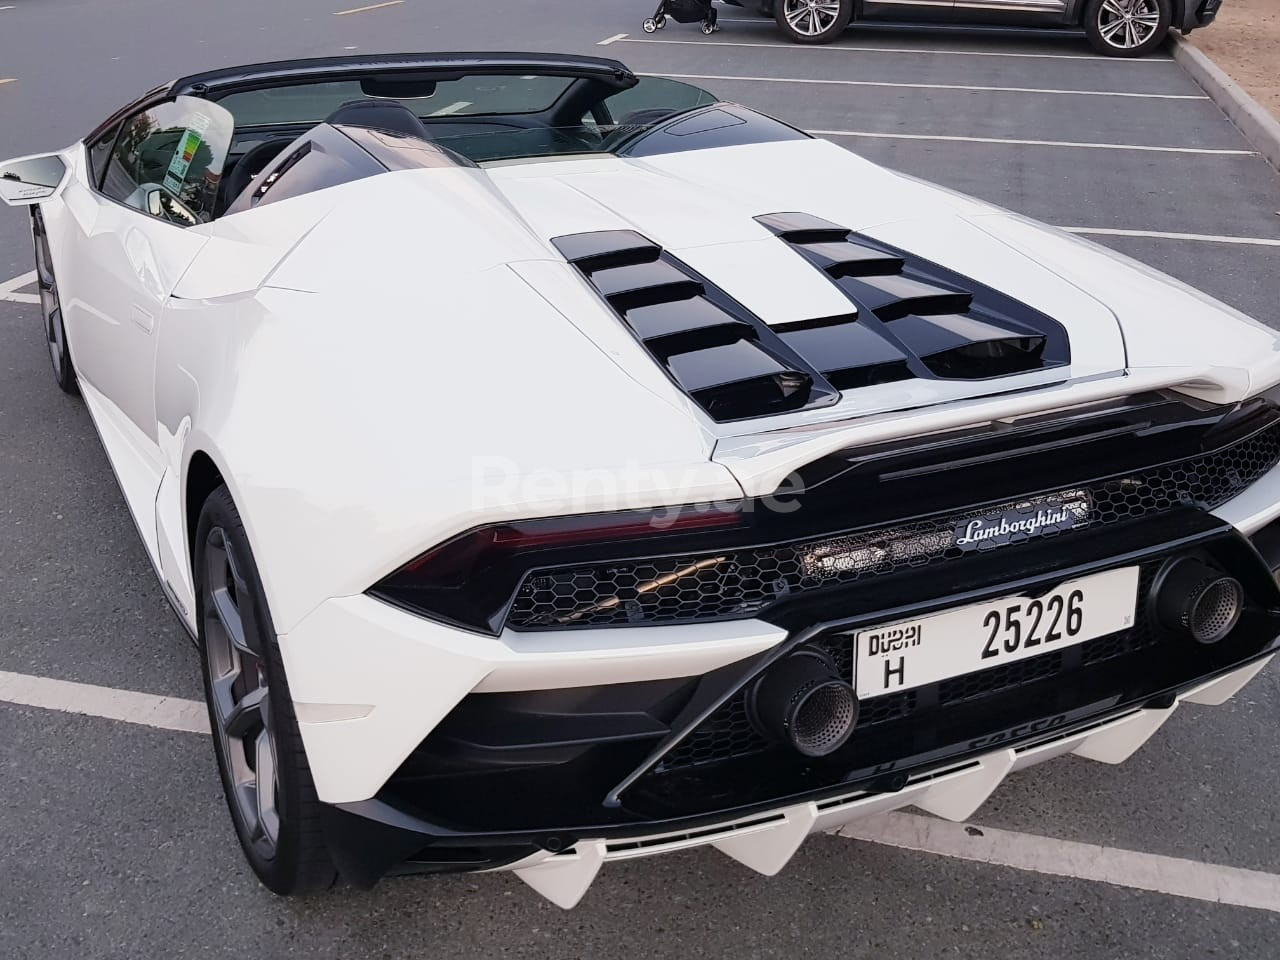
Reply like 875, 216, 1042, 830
757, 213, 1069, 382
554, 230, 839, 422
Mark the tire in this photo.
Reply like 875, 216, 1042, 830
30, 207, 77, 395
1083, 0, 1170, 57
195, 485, 337, 895
774, 0, 852, 43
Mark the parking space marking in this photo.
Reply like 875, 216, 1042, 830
428, 101, 473, 116
649, 72, 1207, 100
333, 0, 403, 15
841, 813, 1280, 914
599, 33, 628, 45
1065, 227, 1280, 247
816, 129, 1255, 156
7, 666, 1280, 908
615, 35, 1169, 62
0, 78, 15, 86
0, 269, 35, 299
0, 671, 208, 734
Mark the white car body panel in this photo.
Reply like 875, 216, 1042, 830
10, 90, 1279, 904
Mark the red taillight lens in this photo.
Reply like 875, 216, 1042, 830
370, 505, 744, 634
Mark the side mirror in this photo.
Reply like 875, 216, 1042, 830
0, 153, 69, 206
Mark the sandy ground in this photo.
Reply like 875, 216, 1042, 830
1189, 0, 1280, 120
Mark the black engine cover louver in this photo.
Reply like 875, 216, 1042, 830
757, 212, 1070, 383
553, 230, 840, 422
555, 219, 1069, 423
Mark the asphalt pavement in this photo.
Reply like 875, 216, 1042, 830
2, 1, 1280, 957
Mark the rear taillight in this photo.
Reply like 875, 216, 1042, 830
369, 505, 744, 634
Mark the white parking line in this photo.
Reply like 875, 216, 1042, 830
841, 813, 1280, 914
4, 667, 1280, 910
0, 269, 35, 300
598, 33, 628, 46
615, 35, 1171, 63
333, 0, 403, 14
0, 78, 16, 87
816, 129, 1255, 156
647, 72, 1207, 100
1065, 227, 1280, 247
0, 671, 208, 734
428, 101, 473, 116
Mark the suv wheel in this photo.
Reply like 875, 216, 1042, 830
1084, 0, 1171, 57
775, 0, 853, 44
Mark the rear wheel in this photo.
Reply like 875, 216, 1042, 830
30, 208, 76, 395
1084, 0, 1170, 57
775, 0, 852, 43
195, 486, 337, 895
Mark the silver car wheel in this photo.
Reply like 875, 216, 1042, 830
781, 0, 844, 36
1096, 0, 1161, 49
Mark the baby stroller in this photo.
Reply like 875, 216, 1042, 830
643, 0, 719, 35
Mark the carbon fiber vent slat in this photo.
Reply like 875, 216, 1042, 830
554, 230, 840, 422
757, 213, 1067, 381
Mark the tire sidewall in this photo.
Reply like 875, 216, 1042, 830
775, 0, 853, 43
30, 207, 77, 394
194, 486, 323, 894
1084, 0, 1171, 57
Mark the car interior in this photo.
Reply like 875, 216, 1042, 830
88, 67, 723, 226
207, 72, 718, 218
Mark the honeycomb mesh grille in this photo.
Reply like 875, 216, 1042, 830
654, 565, 1162, 773
508, 426, 1280, 630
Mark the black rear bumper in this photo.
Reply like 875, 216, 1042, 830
320, 511, 1280, 887
1182, 0, 1223, 31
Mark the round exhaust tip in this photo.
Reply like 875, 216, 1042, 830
1154, 558, 1244, 645
790, 680, 858, 756
747, 649, 858, 758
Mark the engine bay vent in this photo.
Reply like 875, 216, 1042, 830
757, 212, 1070, 382
553, 230, 840, 422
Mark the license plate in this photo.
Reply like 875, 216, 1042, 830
852, 567, 1140, 699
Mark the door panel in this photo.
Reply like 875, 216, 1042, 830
860, 0, 1069, 19
860, 0, 956, 20
64, 202, 209, 437
61, 95, 233, 443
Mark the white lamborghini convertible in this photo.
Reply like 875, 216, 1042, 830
4, 52, 1278, 908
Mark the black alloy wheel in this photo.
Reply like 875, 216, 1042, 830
30, 207, 76, 394
195, 485, 336, 895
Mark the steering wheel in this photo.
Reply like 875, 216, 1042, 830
219, 139, 294, 215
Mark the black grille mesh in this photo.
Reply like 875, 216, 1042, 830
655, 566, 1163, 773
508, 425, 1280, 630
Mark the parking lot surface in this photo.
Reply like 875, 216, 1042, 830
2, 2, 1279, 957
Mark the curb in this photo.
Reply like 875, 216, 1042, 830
1169, 32, 1280, 172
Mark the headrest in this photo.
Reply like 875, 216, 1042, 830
324, 99, 430, 139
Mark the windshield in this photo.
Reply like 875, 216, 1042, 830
217, 73, 720, 165
216, 75, 579, 126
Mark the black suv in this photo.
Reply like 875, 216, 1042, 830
729, 0, 1221, 57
